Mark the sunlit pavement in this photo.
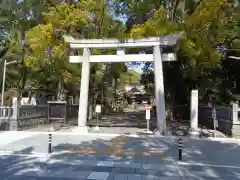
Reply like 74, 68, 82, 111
0, 132, 240, 179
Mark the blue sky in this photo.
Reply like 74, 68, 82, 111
133, 64, 144, 73
126, 62, 144, 73
112, 11, 145, 74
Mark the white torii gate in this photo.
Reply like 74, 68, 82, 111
64, 35, 181, 134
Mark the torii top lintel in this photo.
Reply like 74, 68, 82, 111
63, 33, 182, 49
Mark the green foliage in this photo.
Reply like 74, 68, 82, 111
130, 8, 180, 37
118, 69, 141, 89
43, 3, 90, 30
25, 2, 94, 84
0, 0, 240, 107
124, 0, 240, 104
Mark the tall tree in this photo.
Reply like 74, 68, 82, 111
25, 1, 127, 116
112, 0, 240, 109
25, 2, 91, 100
0, 0, 51, 93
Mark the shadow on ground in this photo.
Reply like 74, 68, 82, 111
87, 111, 157, 130
1, 134, 240, 179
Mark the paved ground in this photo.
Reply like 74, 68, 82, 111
23, 103, 226, 137
0, 131, 239, 179
26, 126, 153, 135
24, 104, 156, 134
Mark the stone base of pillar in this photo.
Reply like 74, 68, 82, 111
153, 129, 166, 136
72, 126, 88, 133
144, 129, 153, 134
189, 128, 200, 137
9, 120, 18, 131
93, 126, 100, 131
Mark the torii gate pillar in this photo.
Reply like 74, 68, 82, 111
64, 35, 181, 134
77, 48, 90, 128
153, 45, 166, 133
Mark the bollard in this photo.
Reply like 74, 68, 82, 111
178, 137, 183, 161
48, 133, 52, 154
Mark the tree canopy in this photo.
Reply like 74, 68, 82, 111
0, 0, 239, 108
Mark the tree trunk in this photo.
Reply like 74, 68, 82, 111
112, 78, 117, 111
103, 63, 113, 113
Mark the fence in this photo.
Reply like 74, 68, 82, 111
1, 96, 239, 135
0, 97, 79, 131
198, 105, 233, 136
173, 104, 239, 136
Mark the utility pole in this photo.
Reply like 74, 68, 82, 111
1, 60, 17, 106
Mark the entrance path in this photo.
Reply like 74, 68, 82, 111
69, 104, 157, 130
0, 132, 240, 179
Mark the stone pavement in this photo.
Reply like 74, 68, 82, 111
0, 152, 182, 180
0, 132, 240, 179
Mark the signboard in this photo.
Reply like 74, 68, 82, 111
145, 105, 151, 120
47, 101, 67, 124
212, 108, 216, 119
95, 105, 101, 113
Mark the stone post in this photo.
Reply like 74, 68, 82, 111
9, 96, 20, 131
232, 102, 240, 136
190, 90, 199, 136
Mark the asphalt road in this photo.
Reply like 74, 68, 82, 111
0, 132, 240, 179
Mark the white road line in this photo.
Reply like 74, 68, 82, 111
178, 161, 240, 169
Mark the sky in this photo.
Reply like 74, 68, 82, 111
112, 9, 145, 74
133, 64, 144, 73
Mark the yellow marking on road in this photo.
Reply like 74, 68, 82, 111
63, 135, 168, 158
64, 148, 167, 157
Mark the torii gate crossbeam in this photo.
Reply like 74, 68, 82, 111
64, 35, 181, 135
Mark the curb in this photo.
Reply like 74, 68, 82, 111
3, 131, 239, 143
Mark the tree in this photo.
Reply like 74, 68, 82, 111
118, 0, 240, 107
25, 2, 92, 100
0, 0, 52, 94
25, 1, 127, 116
